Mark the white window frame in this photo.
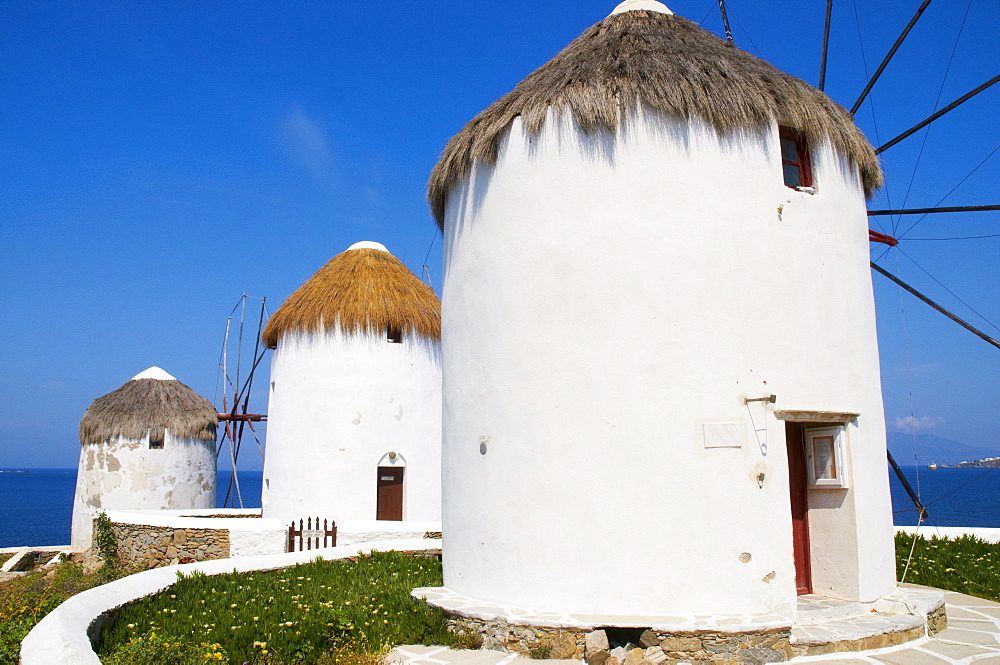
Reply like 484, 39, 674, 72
804, 425, 848, 488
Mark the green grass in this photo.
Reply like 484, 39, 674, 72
98, 551, 457, 664
0, 554, 12, 567
895, 532, 1000, 602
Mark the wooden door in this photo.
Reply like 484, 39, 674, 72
785, 422, 813, 594
376, 466, 404, 521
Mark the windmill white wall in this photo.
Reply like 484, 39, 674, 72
261, 243, 442, 525
439, 108, 895, 618
70, 368, 216, 548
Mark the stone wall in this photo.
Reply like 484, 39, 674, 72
447, 620, 794, 664
110, 522, 230, 568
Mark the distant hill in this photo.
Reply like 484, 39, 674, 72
948, 457, 1000, 468
886, 432, 1000, 467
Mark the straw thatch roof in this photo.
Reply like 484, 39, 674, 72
428, 8, 883, 225
79, 373, 217, 445
261, 245, 441, 348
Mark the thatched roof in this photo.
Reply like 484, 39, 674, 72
428, 4, 883, 225
261, 242, 441, 348
79, 367, 217, 445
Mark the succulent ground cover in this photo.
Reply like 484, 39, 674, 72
98, 551, 457, 664
896, 532, 1000, 602
0, 562, 112, 665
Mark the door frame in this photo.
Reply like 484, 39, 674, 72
785, 421, 813, 595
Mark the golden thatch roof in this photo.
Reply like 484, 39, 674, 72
261, 244, 441, 348
429, 7, 882, 225
79, 368, 217, 445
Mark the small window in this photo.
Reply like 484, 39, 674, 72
387, 325, 403, 344
779, 126, 813, 190
149, 435, 164, 449
804, 426, 847, 488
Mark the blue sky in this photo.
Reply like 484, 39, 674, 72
1, 0, 997, 471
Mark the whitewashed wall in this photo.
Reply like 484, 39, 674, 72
70, 434, 216, 548
262, 329, 442, 525
440, 108, 895, 618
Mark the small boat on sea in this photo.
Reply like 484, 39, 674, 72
927, 462, 938, 470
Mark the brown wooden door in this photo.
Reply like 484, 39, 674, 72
785, 422, 813, 594
376, 466, 404, 521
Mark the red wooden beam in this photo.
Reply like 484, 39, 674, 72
869, 229, 898, 246
217, 413, 267, 422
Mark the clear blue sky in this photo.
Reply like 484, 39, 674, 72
1, 0, 997, 470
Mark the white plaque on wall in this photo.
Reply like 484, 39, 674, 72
703, 422, 742, 448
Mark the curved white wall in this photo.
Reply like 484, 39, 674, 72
440, 108, 895, 618
70, 434, 216, 547
261, 329, 442, 524
21, 539, 439, 665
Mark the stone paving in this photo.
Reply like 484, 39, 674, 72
389, 589, 1000, 665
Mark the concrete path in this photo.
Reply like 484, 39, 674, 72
389, 590, 1000, 665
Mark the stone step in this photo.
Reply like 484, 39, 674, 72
793, 594, 877, 625
791, 611, 924, 648
790, 586, 947, 656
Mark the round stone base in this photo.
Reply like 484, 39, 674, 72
413, 586, 794, 662
447, 617, 792, 663
412, 585, 947, 663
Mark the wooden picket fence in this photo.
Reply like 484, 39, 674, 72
287, 517, 338, 552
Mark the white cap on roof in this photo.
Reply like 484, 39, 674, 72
347, 241, 390, 252
130, 366, 176, 381
609, 0, 673, 16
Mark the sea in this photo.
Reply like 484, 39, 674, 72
0, 465, 997, 548
0, 469, 264, 549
